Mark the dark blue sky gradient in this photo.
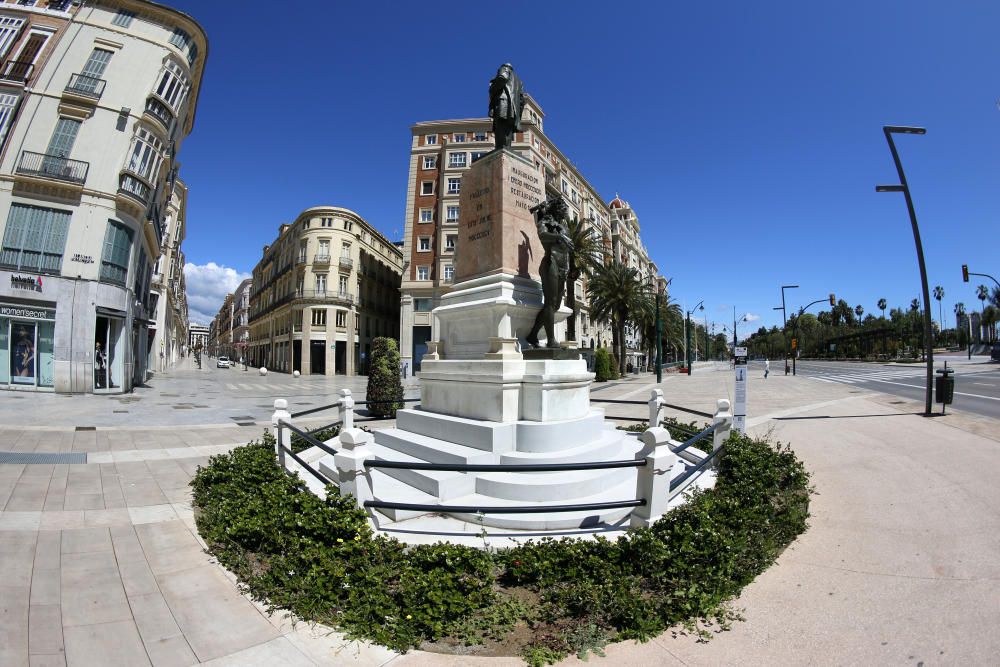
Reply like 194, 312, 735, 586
169, 0, 1000, 332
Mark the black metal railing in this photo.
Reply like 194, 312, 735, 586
0, 60, 34, 84
119, 172, 151, 203
364, 499, 645, 515
144, 95, 174, 130
313, 254, 331, 264
670, 442, 726, 492
64, 73, 106, 100
590, 397, 713, 419
278, 420, 338, 457
366, 459, 646, 473
289, 397, 420, 419
17, 151, 88, 184
670, 424, 716, 454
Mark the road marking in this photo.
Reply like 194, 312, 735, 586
856, 378, 1000, 401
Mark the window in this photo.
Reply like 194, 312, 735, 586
0, 93, 18, 148
75, 48, 113, 95
471, 151, 486, 163
445, 234, 456, 251
99, 220, 133, 285
447, 152, 467, 168
453, 133, 466, 143
46, 117, 81, 158
419, 208, 433, 223
154, 60, 189, 111
124, 127, 164, 181
311, 309, 326, 327
344, 220, 353, 232
444, 265, 454, 281
338, 275, 348, 295
413, 298, 433, 312
341, 241, 351, 258
0, 204, 71, 274
561, 180, 569, 194
168, 28, 198, 66
418, 237, 431, 252
0, 17, 25, 60
417, 266, 429, 281
473, 131, 486, 141
112, 9, 135, 27
315, 274, 327, 294
420, 181, 434, 196
335, 310, 346, 328
446, 205, 459, 223
425, 134, 437, 145
317, 239, 329, 259
422, 155, 436, 169
447, 178, 461, 194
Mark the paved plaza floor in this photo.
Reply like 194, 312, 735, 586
2, 359, 1000, 665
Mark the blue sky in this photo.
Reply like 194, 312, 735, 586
173, 0, 1000, 330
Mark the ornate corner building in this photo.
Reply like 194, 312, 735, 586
399, 95, 661, 373
246, 206, 403, 376
0, 0, 206, 393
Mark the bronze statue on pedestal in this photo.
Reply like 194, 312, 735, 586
488, 63, 524, 152
526, 196, 573, 349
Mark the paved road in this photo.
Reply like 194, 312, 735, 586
763, 358, 1000, 419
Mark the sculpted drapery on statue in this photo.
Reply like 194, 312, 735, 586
526, 196, 574, 349
488, 63, 524, 151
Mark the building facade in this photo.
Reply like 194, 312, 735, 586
247, 206, 402, 376
231, 276, 250, 362
209, 291, 232, 357
398, 96, 660, 372
150, 177, 188, 371
187, 321, 207, 352
0, 0, 206, 393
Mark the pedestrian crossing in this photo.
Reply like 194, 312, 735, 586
801, 367, 931, 386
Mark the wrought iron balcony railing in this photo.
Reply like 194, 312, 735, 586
144, 95, 175, 130
312, 253, 331, 264
0, 60, 34, 85
339, 256, 353, 270
119, 172, 151, 204
17, 151, 88, 185
64, 73, 107, 100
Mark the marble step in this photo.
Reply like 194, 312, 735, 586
374, 428, 496, 465
368, 469, 440, 521
445, 476, 640, 530
500, 429, 637, 465
365, 442, 476, 500
512, 410, 611, 452
475, 464, 637, 502
396, 408, 514, 452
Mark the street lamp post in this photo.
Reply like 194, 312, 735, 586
653, 277, 671, 383
685, 300, 704, 375
876, 125, 932, 415
774, 285, 798, 374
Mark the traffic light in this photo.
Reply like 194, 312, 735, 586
829, 293, 836, 306
962, 264, 969, 282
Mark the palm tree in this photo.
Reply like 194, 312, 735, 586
877, 298, 887, 320
563, 217, 605, 342
983, 305, 998, 344
932, 285, 944, 335
588, 261, 651, 375
854, 304, 864, 326
976, 284, 989, 342
639, 293, 683, 367
955, 302, 967, 348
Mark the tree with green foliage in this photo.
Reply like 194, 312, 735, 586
366, 337, 404, 418
564, 216, 605, 342
588, 261, 651, 376
594, 347, 612, 382
877, 297, 887, 320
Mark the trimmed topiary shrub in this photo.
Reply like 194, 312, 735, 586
192, 430, 811, 663
366, 337, 404, 418
594, 347, 612, 382
608, 350, 620, 380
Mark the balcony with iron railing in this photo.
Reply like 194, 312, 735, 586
118, 171, 151, 205
16, 151, 89, 185
339, 256, 353, 270
144, 95, 175, 132
0, 60, 34, 86
294, 289, 355, 304
312, 253, 331, 265
64, 73, 106, 101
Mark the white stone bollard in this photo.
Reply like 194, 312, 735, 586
630, 426, 678, 528
334, 427, 374, 512
712, 398, 733, 467
259, 367, 268, 376
293, 370, 300, 378
271, 398, 291, 469
339, 388, 354, 430
648, 389, 665, 427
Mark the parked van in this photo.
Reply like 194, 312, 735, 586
991, 342, 1000, 362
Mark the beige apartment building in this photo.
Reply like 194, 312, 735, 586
209, 291, 233, 358
150, 177, 189, 371
248, 206, 402, 376
0, 0, 206, 393
399, 95, 660, 372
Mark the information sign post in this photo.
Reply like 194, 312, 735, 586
733, 346, 748, 434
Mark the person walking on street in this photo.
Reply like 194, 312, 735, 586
764, 357, 770, 379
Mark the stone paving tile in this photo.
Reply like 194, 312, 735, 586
62, 493, 105, 511
38, 511, 86, 531
143, 634, 198, 667
128, 592, 185, 643
0, 530, 36, 666
28, 603, 64, 655
197, 635, 314, 667
121, 479, 169, 507
42, 468, 69, 511
284, 624, 399, 666
135, 520, 206, 576
29, 653, 67, 666
6, 468, 55, 511
157, 563, 280, 662
82, 508, 132, 528
0, 510, 41, 530
69, 430, 97, 453
63, 619, 151, 667
60, 527, 112, 554
60, 550, 131, 628
129, 504, 179, 525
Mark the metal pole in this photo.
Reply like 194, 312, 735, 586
655, 290, 662, 383
686, 311, 691, 374
879, 126, 932, 415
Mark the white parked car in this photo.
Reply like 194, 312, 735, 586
217, 356, 230, 368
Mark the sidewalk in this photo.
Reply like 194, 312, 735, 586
2, 365, 999, 665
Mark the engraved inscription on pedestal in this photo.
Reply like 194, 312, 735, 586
454, 150, 544, 283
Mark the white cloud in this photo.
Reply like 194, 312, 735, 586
184, 262, 251, 325
744, 313, 761, 322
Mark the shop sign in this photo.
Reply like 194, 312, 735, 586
0, 302, 55, 319
71, 253, 94, 264
10, 274, 43, 292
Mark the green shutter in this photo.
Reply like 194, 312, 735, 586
46, 118, 80, 158
81, 49, 112, 78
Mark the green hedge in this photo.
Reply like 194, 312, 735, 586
594, 348, 612, 382
366, 337, 404, 418
192, 430, 810, 663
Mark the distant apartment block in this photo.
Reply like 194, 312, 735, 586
247, 206, 402, 376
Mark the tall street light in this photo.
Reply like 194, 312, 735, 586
652, 277, 672, 383
877, 125, 932, 415
685, 300, 704, 375
774, 285, 798, 374
796, 294, 834, 357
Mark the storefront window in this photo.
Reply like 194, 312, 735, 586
37, 321, 53, 387
10, 322, 35, 384
94, 315, 125, 391
0, 317, 8, 385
